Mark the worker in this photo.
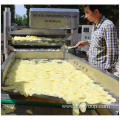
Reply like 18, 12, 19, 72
76, 5, 119, 73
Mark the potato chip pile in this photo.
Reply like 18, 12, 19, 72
12, 36, 62, 41
5, 59, 116, 115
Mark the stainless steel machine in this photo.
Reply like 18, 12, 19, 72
2, 8, 119, 115
9, 8, 79, 48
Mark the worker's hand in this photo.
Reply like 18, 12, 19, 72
76, 41, 86, 48
105, 69, 113, 74
1, 86, 4, 91
86, 51, 89, 57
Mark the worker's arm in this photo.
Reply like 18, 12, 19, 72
76, 41, 89, 48
105, 24, 118, 73
105, 69, 113, 73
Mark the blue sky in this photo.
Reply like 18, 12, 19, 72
15, 5, 26, 16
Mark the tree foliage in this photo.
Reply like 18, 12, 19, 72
15, 14, 27, 26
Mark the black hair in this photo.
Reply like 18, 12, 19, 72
84, 5, 104, 14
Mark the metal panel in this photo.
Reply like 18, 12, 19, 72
15, 51, 64, 59
3, 8, 11, 59
30, 8, 79, 13
29, 8, 79, 29
10, 28, 66, 36
64, 53, 119, 97
1, 52, 15, 86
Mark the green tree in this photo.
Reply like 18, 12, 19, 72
22, 15, 28, 26
15, 14, 27, 26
